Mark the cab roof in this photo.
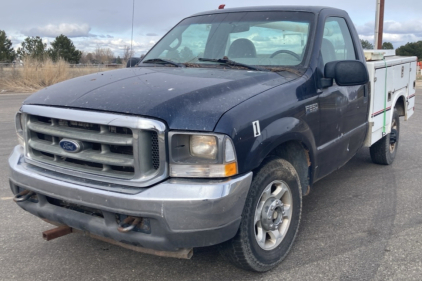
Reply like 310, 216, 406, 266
191, 6, 344, 17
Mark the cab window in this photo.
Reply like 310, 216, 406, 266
321, 17, 356, 65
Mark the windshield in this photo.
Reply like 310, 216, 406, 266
142, 11, 315, 71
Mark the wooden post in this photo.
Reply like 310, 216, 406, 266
374, 0, 385, 49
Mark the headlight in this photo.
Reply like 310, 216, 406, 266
15, 111, 25, 147
190, 135, 217, 159
169, 132, 237, 178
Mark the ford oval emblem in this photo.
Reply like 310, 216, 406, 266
59, 139, 82, 153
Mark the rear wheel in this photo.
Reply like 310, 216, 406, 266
220, 157, 302, 272
370, 109, 400, 165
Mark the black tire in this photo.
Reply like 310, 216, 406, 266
219, 157, 302, 272
370, 109, 400, 165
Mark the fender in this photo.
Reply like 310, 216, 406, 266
388, 90, 407, 130
364, 89, 407, 148
244, 117, 317, 177
392, 92, 407, 119
213, 76, 319, 185
215, 113, 318, 187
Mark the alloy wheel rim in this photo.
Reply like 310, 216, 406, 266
254, 180, 293, 250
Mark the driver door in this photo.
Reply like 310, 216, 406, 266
316, 17, 368, 179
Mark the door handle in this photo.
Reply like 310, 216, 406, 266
363, 85, 368, 103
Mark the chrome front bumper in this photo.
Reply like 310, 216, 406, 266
9, 145, 252, 251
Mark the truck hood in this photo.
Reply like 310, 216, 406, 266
23, 67, 296, 131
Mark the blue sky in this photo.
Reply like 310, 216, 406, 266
2, 0, 422, 57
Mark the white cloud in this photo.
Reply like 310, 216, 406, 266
356, 21, 374, 36
384, 20, 422, 35
23, 23, 92, 38
357, 19, 422, 48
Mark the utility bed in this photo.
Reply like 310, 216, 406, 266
364, 50, 417, 147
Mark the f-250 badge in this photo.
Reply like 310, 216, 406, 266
305, 103, 318, 115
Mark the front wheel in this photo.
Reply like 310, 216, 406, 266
220, 157, 302, 272
370, 109, 400, 165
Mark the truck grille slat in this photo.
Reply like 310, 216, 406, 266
28, 139, 135, 167
21, 106, 167, 187
28, 120, 134, 146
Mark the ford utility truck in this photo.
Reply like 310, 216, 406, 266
9, 6, 417, 272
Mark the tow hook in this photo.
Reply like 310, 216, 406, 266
13, 190, 35, 202
117, 216, 142, 233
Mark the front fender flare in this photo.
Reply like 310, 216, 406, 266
244, 117, 317, 185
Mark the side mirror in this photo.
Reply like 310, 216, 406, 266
127, 57, 140, 68
324, 60, 369, 87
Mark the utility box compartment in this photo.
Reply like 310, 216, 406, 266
364, 56, 417, 147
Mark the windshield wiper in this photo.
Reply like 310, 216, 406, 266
142, 58, 183, 67
198, 57, 269, 72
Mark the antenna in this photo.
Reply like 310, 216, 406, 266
130, 0, 135, 67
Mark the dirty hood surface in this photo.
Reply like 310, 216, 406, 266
23, 67, 295, 131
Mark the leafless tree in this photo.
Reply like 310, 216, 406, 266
79, 51, 95, 64
94, 45, 114, 64
86, 53, 94, 63
104, 48, 114, 64
123, 45, 134, 61
94, 45, 104, 63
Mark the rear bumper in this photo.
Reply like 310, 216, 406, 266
9, 145, 252, 251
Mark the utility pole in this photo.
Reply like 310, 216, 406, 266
374, 0, 385, 49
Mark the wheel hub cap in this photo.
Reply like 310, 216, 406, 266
254, 180, 293, 251
261, 198, 284, 231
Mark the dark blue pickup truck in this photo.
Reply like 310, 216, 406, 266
9, 6, 416, 272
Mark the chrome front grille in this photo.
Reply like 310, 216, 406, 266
21, 105, 167, 187
28, 115, 136, 178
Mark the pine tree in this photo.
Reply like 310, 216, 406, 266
49, 34, 82, 63
17, 36, 47, 60
0, 30, 16, 62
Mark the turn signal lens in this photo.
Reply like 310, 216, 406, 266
224, 162, 237, 177
170, 164, 219, 177
170, 162, 237, 178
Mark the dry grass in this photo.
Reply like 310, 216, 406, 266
0, 58, 122, 93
